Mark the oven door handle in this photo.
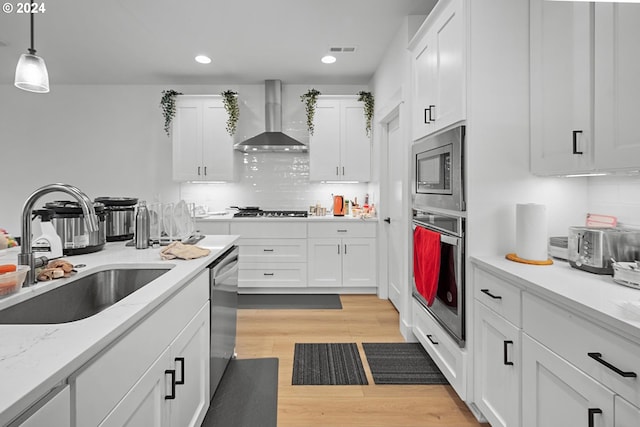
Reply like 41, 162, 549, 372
412, 223, 460, 246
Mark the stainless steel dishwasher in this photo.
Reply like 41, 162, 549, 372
208, 245, 239, 398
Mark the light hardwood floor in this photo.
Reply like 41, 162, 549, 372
236, 294, 490, 427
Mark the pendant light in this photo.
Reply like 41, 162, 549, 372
14, 11, 49, 93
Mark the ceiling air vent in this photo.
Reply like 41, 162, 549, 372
329, 46, 358, 53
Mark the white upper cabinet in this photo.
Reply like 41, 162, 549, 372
409, 0, 466, 141
531, 1, 640, 175
593, 4, 640, 171
172, 95, 237, 182
530, 0, 593, 175
309, 97, 371, 182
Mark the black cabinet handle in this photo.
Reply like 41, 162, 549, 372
263, 272, 275, 276
197, 166, 201, 176
424, 108, 430, 124
165, 369, 176, 400
573, 130, 584, 155
384, 217, 391, 224
428, 105, 435, 122
337, 244, 340, 255
344, 244, 347, 255
503, 340, 514, 366
480, 289, 502, 300
588, 408, 602, 427
204, 166, 207, 176
175, 357, 185, 385
427, 334, 439, 345
337, 229, 347, 233
587, 352, 637, 378
263, 249, 274, 252
336, 166, 339, 176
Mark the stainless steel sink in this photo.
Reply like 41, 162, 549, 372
0, 268, 170, 324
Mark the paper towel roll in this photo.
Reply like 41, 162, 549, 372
515, 203, 548, 261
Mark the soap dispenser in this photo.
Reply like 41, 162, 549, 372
32, 209, 63, 259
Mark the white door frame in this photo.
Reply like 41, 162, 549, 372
376, 86, 413, 338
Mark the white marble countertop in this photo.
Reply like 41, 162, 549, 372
196, 213, 378, 222
471, 255, 640, 343
0, 235, 238, 425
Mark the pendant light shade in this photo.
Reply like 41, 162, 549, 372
14, 12, 49, 93
15, 53, 49, 93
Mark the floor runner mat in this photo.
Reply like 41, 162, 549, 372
238, 294, 342, 309
362, 342, 449, 385
292, 343, 368, 385
202, 358, 278, 427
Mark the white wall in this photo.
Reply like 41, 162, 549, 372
587, 175, 640, 227
0, 82, 368, 235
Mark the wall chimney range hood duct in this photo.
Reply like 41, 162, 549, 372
234, 80, 307, 152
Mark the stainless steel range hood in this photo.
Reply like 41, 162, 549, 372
234, 80, 307, 152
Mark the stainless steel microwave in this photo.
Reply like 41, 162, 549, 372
412, 125, 465, 212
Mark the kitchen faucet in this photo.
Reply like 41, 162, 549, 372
18, 183, 99, 285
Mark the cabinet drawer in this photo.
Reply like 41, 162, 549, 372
231, 221, 306, 238
238, 262, 307, 288
523, 292, 640, 407
308, 222, 376, 238
238, 238, 307, 263
73, 270, 209, 427
196, 221, 230, 235
412, 299, 466, 400
474, 268, 522, 327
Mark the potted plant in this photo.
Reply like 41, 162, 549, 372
160, 89, 182, 136
357, 91, 374, 137
221, 90, 239, 136
300, 89, 321, 135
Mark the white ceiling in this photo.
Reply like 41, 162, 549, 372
0, 0, 437, 86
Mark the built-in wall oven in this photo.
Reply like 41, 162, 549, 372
411, 125, 466, 347
412, 210, 465, 347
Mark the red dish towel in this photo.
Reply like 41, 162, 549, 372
413, 226, 441, 306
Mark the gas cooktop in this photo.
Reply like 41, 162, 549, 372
233, 209, 308, 218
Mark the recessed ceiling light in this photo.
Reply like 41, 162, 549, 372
321, 55, 336, 64
195, 55, 212, 64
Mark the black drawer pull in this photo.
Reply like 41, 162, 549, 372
503, 340, 514, 366
337, 229, 347, 233
263, 249, 274, 252
428, 105, 435, 122
263, 272, 275, 276
480, 289, 502, 300
588, 408, 602, 427
587, 352, 637, 378
424, 108, 430, 124
175, 357, 185, 385
426, 334, 439, 345
165, 369, 176, 400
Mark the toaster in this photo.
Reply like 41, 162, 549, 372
568, 226, 640, 274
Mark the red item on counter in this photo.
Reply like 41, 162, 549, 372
413, 226, 441, 306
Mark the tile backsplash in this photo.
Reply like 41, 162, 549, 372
179, 152, 371, 214
588, 175, 640, 227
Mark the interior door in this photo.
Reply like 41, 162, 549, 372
385, 115, 403, 311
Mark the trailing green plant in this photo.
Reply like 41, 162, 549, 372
357, 91, 375, 137
300, 89, 321, 135
221, 90, 240, 136
160, 89, 182, 136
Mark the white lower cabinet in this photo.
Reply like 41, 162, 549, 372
11, 385, 71, 427
412, 300, 467, 400
473, 303, 520, 427
72, 270, 210, 427
307, 223, 377, 289
472, 261, 640, 427
100, 305, 210, 427
231, 222, 307, 289
522, 334, 615, 427
616, 395, 640, 427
